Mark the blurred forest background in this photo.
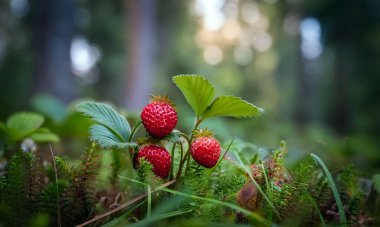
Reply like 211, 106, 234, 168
0, 0, 379, 175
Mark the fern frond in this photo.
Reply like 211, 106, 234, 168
60, 143, 98, 226
2, 151, 42, 225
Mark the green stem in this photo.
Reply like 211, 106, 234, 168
175, 143, 186, 181
169, 142, 177, 180
259, 158, 273, 221
207, 137, 235, 177
147, 185, 152, 218
128, 121, 143, 142
173, 117, 203, 183
184, 151, 191, 175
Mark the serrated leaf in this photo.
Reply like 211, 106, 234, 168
76, 102, 131, 142
202, 96, 264, 120
89, 124, 137, 149
6, 112, 44, 141
173, 75, 215, 117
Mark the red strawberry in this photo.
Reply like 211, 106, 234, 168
141, 95, 178, 138
134, 144, 171, 178
190, 130, 221, 168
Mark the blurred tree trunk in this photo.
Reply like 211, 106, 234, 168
123, 0, 157, 110
31, 0, 77, 104
328, 45, 351, 134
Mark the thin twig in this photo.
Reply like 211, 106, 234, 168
49, 144, 61, 227
76, 179, 176, 227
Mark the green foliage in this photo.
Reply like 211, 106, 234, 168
0, 150, 42, 226
0, 143, 100, 227
338, 164, 357, 196
29, 128, 60, 143
215, 175, 245, 201
311, 153, 348, 225
60, 144, 97, 226
31, 94, 67, 123
76, 101, 137, 149
373, 174, 380, 193
0, 112, 58, 145
6, 112, 44, 141
203, 96, 264, 119
39, 179, 67, 224
173, 75, 263, 121
136, 159, 154, 184
173, 75, 215, 117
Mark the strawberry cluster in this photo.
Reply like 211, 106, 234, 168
134, 96, 221, 179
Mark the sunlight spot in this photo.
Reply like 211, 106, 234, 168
222, 19, 241, 41
234, 45, 253, 65
194, 0, 225, 31
223, 2, 239, 19
10, 0, 29, 18
204, 45, 223, 65
70, 36, 101, 78
241, 2, 260, 25
253, 32, 272, 52
300, 17, 322, 60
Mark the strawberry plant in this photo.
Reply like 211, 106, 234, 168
0, 74, 377, 226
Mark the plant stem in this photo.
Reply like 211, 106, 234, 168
128, 121, 142, 142
147, 185, 152, 218
175, 143, 186, 181
207, 137, 235, 177
184, 151, 191, 175
49, 145, 61, 227
169, 142, 177, 180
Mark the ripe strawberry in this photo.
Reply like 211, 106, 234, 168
190, 130, 221, 168
141, 95, 178, 138
134, 144, 171, 178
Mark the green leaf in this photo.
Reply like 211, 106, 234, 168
202, 95, 264, 120
76, 101, 131, 142
173, 75, 215, 117
31, 94, 67, 123
373, 174, 380, 193
6, 112, 44, 141
29, 128, 60, 143
89, 124, 137, 149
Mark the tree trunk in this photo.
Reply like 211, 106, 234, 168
123, 0, 157, 110
31, 0, 77, 104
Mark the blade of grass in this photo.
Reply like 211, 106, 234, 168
234, 152, 281, 221
311, 153, 347, 226
304, 193, 326, 226
129, 209, 193, 227
76, 179, 176, 227
102, 201, 145, 227
159, 187, 269, 226
49, 145, 61, 227
258, 158, 273, 220
119, 176, 269, 226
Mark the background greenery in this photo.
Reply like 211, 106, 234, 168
0, 0, 379, 176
